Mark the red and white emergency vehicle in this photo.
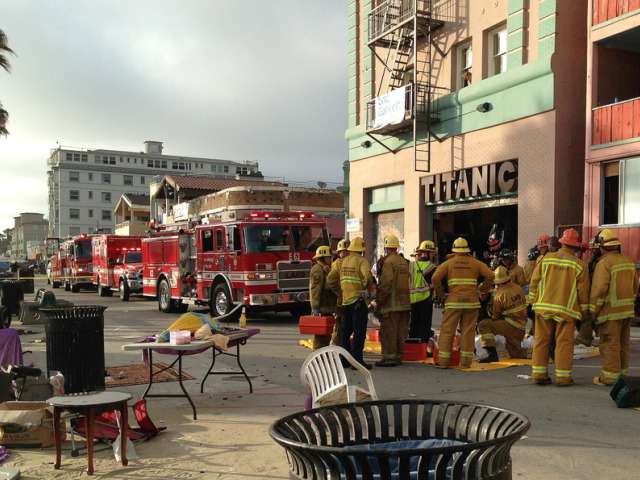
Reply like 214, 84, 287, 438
46, 237, 63, 288
49, 235, 94, 292
142, 211, 329, 317
92, 235, 143, 301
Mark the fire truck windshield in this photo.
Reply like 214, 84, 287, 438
243, 225, 328, 253
75, 240, 92, 259
124, 251, 142, 263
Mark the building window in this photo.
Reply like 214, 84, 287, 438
73, 153, 80, 162
88, 209, 93, 218
81, 154, 87, 162
147, 159, 153, 167
88, 191, 93, 200
119, 156, 123, 163
88, 172, 93, 181
127, 157, 130, 163
69, 226, 81, 235
455, 40, 472, 89
102, 192, 112, 203
223, 166, 229, 173
179, 162, 185, 170
140, 176, 146, 184
124, 175, 133, 186
172, 162, 178, 170
161, 160, 167, 169
487, 25, 507, 77
65, 153, 72, 161
69, 190, 80, 201
102, 173, 111, 184
109, 156, 116, 165
370, 184, 405, 212
69, 208, 80, 220
210, 164, 215, 172
102, 210, 112, 221
134, 158, 137, 164
69, 171, 80, 182
102, 156, 109, 164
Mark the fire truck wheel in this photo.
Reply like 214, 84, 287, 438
0, 306, 10, 329
64, 281, 71, 292
158, 278, 175, 313
210, 283, 232, 318
119, 280, 130, 301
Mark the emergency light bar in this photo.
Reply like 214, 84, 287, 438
248, 211, 314, 220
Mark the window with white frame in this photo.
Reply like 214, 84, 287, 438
602, 157, 640, 225
487, 25, 507, 77
102, 173, 111, 184
101, 192, 111, 203
69, 190, 80, 201
69, 208, 80, 220
69, 171, 80, 182
123, 175, 133, 186
455, 40, 473, 90
102, 210, 112, 221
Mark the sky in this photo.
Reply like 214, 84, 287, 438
0, 1, 348, 231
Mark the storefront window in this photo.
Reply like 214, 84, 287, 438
622, 157, 640, 224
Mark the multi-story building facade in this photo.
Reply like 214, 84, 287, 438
346, 0, 588, 262
10, 213, 49, 260
584, 0, 640, 262
47, 140, 260, 238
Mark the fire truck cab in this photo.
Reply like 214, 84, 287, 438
142, 211, 329, 317
92, 235, 143, 301
60, 235, 93, 292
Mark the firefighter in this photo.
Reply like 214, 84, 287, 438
524, 234, 550, 283
409, 240, 437, 342
498, 249, 527, 287
374, 235, 411, 367
309, 245, 337, 350
332, 237, 374, 369
477, 266, 528, 362
432, 237, 494, 369
575, 235, 603, 347
528, 228, 591, 386
590, 229, 639, 385
328, 239, 349, 345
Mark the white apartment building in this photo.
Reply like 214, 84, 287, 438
47, 140, 260, 237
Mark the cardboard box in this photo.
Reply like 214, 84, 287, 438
0, 401, 61, 448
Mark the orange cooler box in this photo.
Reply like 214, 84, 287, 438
402, 342, 428, 361
299, 315, 335, 335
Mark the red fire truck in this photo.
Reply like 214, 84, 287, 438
142, 211, 329, 317
46, 237, 63, 288
92, 235, 143, 300
48, 235, 94, 292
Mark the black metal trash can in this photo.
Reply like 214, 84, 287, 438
44, 305, 107, 394
270, 399, 530, 480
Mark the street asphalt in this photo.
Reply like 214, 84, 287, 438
13, 280, 640, 479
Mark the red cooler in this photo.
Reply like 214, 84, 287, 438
299, 315, 335, 336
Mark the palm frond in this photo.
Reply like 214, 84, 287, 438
0, 30, 15, 73
0, 104, 8, 136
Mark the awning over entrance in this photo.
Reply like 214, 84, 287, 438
435, 195, 517, 213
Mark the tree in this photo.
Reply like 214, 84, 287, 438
0, 29, 15, 136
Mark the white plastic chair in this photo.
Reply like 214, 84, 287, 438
300, 346, 378, 408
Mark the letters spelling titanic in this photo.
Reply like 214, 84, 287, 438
421, 160, 518, 205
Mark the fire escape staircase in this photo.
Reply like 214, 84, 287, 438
366, 0, 448, 173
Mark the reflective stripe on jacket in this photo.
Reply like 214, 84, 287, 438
410, 260, 432, 304
589, 251, 639, 323
378, 253, 411, 314
431, 253, 494, 310
528, 247, 591, 322
492, 281, 528, 330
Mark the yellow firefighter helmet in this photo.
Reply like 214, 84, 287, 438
598, 228, 621, 247
494, 266, 510, 285
313, 245, 332, 260
348, 237, 366, 253
418, 240, 436, 252
336, 239, 349, 252
452, 237, 470, 253
384, 234, 400, 249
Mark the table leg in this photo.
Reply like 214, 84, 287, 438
200, 346, 217, 393
53, 407, 62, 470
143, 349, 154, 398
235, 342, 253, 394
177, 353, 197, 420
120, 402, 128, 466
86, 408, 95, 475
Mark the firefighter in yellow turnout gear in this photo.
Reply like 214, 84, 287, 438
589, 229, 639, 385
375, 235, 411, 367
327, 237, 374, 368
309, 246, 337, 350
432, 238, 494, 368
409, 240, 437, 342
328, 239, 349, 345
529, 228, 591, 386
478, 266, 528, 362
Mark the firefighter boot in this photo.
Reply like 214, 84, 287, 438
479, 347, 499, 363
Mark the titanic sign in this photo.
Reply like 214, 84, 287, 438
421, 160, 518, 205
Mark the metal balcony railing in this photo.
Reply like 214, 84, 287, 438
368, 0, 451, 44
366, 83, 449, 134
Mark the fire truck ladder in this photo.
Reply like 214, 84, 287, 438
367, 0, 448, 173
